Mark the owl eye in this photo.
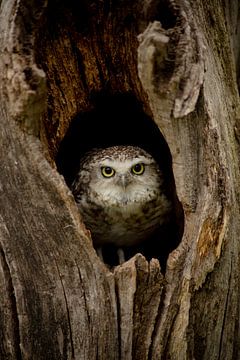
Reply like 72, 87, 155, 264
101, 166, 115, 178
131, 163, 145, 175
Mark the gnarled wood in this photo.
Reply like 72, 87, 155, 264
0, 0, 240, 359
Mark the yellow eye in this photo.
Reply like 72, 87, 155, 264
131, 163, 145, 175
101, 166, 115, 178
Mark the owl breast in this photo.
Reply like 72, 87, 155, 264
77, 188, 171, 247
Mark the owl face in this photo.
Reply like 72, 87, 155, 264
77, 146, 162, 207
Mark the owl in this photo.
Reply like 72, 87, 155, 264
71, 145, 172, 264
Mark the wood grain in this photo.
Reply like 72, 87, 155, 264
0, 0, 240, 359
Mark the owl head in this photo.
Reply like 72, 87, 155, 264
73, 145, 163, 206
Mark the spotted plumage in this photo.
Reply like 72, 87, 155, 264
71, 145, 172, 259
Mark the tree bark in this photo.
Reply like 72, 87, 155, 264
0, 0, 240, 359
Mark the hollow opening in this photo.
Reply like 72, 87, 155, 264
142, 0, 178, 30
56, 93, 183, 270
35, 0, 183, 271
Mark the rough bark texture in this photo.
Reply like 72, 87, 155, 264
0, 0, 240, 359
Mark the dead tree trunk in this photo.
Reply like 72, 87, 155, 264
0, 0, 240, 359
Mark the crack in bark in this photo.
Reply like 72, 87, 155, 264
0, 247, 22, 359
54, 259, 75, 359
218, 256, 233, 360
133, 261, 160, 359
149, 293, 180, 360
75, 261, 91, 326
131, 264, 149, 358
114, 278, 122, 360
148, 287, 166, 360
144, 264, 157, 360
147, 262, 164, 360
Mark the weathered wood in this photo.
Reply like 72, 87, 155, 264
138, 1, 240, 358
1, 0, 240, 359
114, 254, 164, 360
0, 1, 119, 359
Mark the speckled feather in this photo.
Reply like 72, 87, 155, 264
71, 145, 172, 247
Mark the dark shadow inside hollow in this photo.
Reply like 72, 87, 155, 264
56, 92, 183, 271
144, 0, 177, 30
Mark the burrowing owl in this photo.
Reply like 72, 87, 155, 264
71, 145, 172, 263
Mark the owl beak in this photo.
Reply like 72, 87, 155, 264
118, 175, 130, 188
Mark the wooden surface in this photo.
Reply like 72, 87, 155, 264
0, 0, 240, 359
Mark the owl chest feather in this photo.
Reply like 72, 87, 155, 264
78, 191, 171, 247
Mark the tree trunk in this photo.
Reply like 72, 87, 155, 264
0, 0, 240, 359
